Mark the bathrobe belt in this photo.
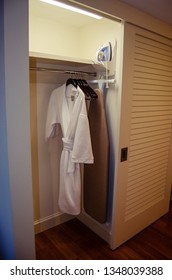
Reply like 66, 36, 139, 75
62, 137, 76, 173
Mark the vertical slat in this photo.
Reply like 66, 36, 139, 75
125, 33, 172, 221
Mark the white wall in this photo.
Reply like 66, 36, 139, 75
29, 14, 80, 57
79, 18, 119, 60
2, 0, 35, 259
0, 0, 15, 260
30, 79, 63, 222
29, 9, 120, 61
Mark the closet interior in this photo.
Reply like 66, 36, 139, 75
29, 0, 123, 246
29, 0, 172, 251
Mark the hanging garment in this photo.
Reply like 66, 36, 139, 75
84, 88, 109, 223
45, 83, 94, 215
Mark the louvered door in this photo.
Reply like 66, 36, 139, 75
110, 23, 172, 249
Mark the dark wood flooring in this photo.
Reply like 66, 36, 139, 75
35, 202, 172, 260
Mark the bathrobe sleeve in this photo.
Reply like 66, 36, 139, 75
45, 91, 60, 140
71, 104, 94, 164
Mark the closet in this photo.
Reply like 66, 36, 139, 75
29, 0, 172, 250
29, 0, 122, 245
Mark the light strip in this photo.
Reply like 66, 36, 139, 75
40, 0, 102, 19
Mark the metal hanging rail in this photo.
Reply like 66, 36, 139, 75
29, 66, 97, 77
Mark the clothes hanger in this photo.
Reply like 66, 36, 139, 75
76, 79, 90, 99
66, 78, 90, 100
77, 79, 97, 100
66, 77, 97, 100
66, 78, 77, 88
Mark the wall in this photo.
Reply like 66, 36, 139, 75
30, 76, 72, 232
79, 18, 119, 60
1, 0, 35, 259
0, 0, 15, 260
29, 7, 120, 61
29, 14, 80, 57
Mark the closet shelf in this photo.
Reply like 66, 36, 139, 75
29, 52, 106, 77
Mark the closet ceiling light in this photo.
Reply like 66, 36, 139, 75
40, 0, 102, 19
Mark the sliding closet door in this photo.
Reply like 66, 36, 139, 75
111, 23, 172, 249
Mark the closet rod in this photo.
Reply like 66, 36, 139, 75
88, 78, 116, 84
30, 66, 97, 77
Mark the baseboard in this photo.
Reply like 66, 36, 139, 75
34, 210, 111, 246
34, 212, 74, 234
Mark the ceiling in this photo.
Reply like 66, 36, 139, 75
120, 0, 172, 25
29, 0, 99, 27
30, 0, 172, 26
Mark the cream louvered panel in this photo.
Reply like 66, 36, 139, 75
125, 32, 172, 221
111, 24, 172, 250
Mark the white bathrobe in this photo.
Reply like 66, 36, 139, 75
45, 83, 93, 215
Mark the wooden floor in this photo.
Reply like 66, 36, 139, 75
35, 202, 172, 260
